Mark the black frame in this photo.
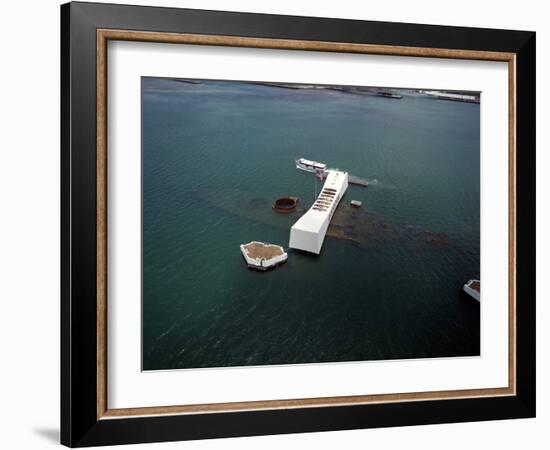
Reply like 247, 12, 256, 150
61, 1, 536, 447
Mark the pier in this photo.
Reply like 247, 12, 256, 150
348, 175, 370, 187
322, 171, 368, 187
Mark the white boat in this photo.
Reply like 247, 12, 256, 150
463, 279, 480, 302
295, 158, 327, 174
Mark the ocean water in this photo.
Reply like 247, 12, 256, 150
142, 78, 480, 370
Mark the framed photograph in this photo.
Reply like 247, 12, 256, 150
61, 1, 536, 447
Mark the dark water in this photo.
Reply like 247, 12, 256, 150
142, 78, 480, 371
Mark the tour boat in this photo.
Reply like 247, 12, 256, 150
295, 158, 327, 174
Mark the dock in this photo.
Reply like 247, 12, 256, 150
348, 175, 369, 187
322, 172, 368, 187
295, 158, 368, 187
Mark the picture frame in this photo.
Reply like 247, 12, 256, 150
61, 1, 536, 447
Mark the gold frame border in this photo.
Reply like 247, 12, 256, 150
96, 29, 517, 420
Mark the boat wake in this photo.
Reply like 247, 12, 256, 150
364, 178, 398, 190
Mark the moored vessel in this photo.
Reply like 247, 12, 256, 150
295, 158, 369, 187
462, 279, 480, 302
295, 158, 327, 174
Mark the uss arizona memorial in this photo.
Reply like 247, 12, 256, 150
239, 160, 480, 302
289, 170, 348, 254
240, 163, 349, 270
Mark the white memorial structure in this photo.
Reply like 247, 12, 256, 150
289, 170, 348, 254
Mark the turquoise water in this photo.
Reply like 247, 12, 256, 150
142, 78, 480, 370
